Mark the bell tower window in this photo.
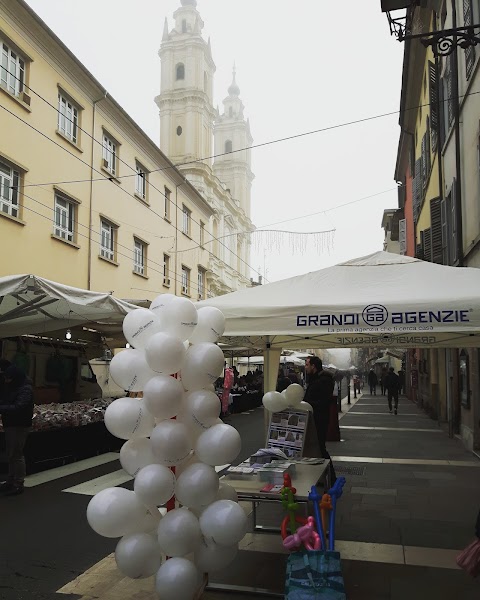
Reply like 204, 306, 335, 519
176, 63, 185, 80
182, 19, 187, 33
225, 140, 232, 153
229, 107, 233, 118
177, 126, 183, 136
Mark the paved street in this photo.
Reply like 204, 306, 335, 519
1, 391, 479, 599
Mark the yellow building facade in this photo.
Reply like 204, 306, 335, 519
0, 0, 214, 303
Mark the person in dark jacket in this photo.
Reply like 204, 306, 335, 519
0, 365, 34, 495
385, 367, 400, 415
303, 356, 336, 484
367, 369, 378, 395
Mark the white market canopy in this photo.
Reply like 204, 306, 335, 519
0, 274, 137, 339
198, 251, 480, 350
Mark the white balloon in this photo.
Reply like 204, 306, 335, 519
199, 500, 248, 546
122, 308, 164, 350
120, 438, 157, 476
115, 533, 162, 579
188, 307, 225, 344
143, 375, 184, 420
150, 293, 176, 317
134, 464, 176, 507
183, 389, 221, 430
145, 332, 186, 375
262, 390, 289, 413
155, 557, 200, 600
194, 538, 238, 573
136, 507, 163, 534
298, 401, 313, 412
181, 343, 225, 391
104, 398, 154, 440
162, 297, 198, 342
109, 349, 157, 392
216, 482, 238, 503
174, 463, 219, 509
285, 383, 304, 406
87, 487, 148, 538
195, 424, 241, 466
150, 420, 192, 466
157, 508, 202, 556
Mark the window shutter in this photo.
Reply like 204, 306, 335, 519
463, 0, 475, 78
416, 242, 424, 260
451, 179, 457, 263
413, 158, 422, 222
446, 55, 454, 128
430, 197, 443, 264
425, 117, 431, 177
428, 61, 438, 151
423, 227, 432, 262
421, 134, 427, 189
399, 219, 406, 255
441, 198, 448, 264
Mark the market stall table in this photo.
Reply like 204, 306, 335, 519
207, 461, 331, 597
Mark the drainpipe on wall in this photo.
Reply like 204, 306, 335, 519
87, 90, 108, 290
451, 0, 464, 267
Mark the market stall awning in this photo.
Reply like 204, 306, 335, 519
0, 274, 137, 339
198, 251, 480, 350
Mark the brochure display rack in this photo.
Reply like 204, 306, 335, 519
267, 409, 309, 459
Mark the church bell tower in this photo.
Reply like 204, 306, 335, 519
213, 66, 254, 217
155, 0, 216, 168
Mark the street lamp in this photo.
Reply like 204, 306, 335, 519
381, 0, 480, 57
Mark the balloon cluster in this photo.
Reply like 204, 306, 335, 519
86, 295, 247, 599
262, 383, 313, 413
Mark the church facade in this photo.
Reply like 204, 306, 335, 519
155, 0, 255, 296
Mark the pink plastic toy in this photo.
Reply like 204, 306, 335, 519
282, 516, 321, 551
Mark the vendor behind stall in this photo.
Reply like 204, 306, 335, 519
0, 364, 34, 496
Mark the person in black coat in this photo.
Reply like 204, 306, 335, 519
367, 369, 378, 395
385, 367, 400, 415
303, 356, 337, 484
0, 365, 34, 495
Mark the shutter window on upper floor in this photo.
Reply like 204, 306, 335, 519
463, 0, 476, 79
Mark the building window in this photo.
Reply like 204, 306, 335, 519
100, 219, 116, 261
57, 93, 79, 144
182, 19, 187, 33
1, 41, 25, 97
102, 132, 117, 176
182, 204, 191, 235
197, 268, 205, 300
225, 140, 233, 153
134, 238, 146, 275
200, 221, 205, 247
164, 186, 171, 220
176, 63, 185, 80
177, 125, 183, 136
135, 162, 147, 200
163, 253, 170, 286
229, 107, 233, 118
181, 265, 190, 295
53, 193, 75, 242
0, 159, 20, 218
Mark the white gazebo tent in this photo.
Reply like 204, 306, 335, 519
198, 252, 480, 392
0, 274, 137, 346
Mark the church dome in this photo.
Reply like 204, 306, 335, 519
181, 0, 197, 7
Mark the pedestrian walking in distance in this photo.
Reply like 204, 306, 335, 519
385, 367, 400, 415
367, 368, 378, 395
303, 356, 337, 485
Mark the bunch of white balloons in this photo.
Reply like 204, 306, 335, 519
262, 383, 313, 413
86, 295, 247, 599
